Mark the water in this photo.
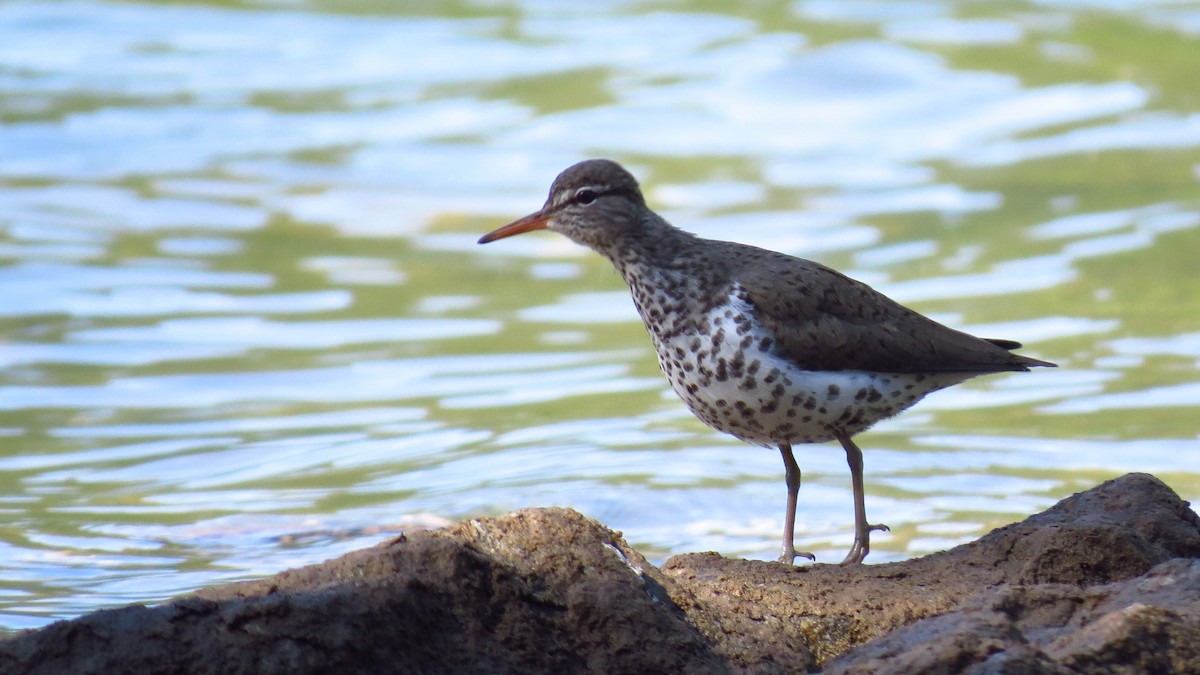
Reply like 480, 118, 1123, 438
1, 0, 1199, 630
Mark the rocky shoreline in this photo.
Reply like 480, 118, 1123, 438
2, 472, 1197, 674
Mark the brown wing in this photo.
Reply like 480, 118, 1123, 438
723, 244, 1053, 374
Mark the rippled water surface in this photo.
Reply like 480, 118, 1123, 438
2, 0, 1199, 629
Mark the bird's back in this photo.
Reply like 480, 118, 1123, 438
708, 239, 1054, 375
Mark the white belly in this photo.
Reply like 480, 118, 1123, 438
647, 296, 967, 446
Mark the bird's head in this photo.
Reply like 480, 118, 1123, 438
477, 159, 648, 253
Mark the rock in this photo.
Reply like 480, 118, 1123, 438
824, 559, 1200, 674
0, 473, 1197, 674
0, 509, 729, 675
662, 472, 1200, 671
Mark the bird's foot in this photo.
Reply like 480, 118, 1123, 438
838, 522, 889, 565
778, 546, 816, 565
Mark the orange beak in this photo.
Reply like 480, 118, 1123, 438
478, 210, 551, 244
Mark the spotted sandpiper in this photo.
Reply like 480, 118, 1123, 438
478, 159, 1055, 565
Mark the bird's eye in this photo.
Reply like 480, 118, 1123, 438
574, 188, 598, 205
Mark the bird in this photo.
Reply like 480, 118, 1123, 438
477, 159, 1055, 565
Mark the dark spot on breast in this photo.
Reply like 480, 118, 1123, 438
735, 401, 755, 420
771, 422, 793, 436
827, 384, 840, 400
729, 352, 745, 378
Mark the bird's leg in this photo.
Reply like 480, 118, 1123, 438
833, 430, 889, 565
777, 443, 816, 564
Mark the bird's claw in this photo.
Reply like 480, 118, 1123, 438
839, 522, 890, 565
778, 547, 816, 565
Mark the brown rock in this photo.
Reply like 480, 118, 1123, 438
662, 472, 1200, 670
0, 508, 729, 675
0, 472, 1196, 674
825, 558, 1200, 674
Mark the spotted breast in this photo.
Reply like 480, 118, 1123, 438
634, 281, 971, 446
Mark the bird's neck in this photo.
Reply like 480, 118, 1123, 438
596, 215, 694, 275
598, 222, 733, 339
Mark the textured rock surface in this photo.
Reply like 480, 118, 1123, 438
824, 558, 1200, 674
0, 509, 729, 675
1, 473, 1197, 675
663, 472, 1200, 671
